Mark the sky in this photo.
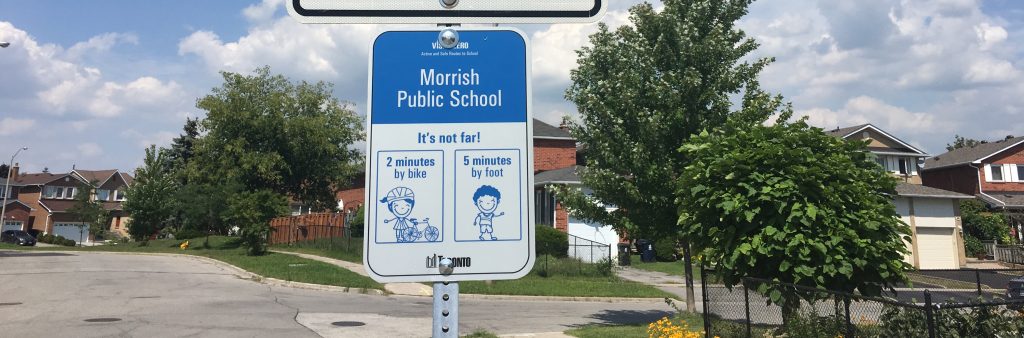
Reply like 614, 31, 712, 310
0, 0, 1023, 174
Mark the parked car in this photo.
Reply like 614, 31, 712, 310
1007, 276, 1024, 309
1, 230, 37, 246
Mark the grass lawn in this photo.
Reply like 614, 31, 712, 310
270, 242, 675, 298
459, 255, 676, 298
271, 237, 363, 263
1, 236, 382, 290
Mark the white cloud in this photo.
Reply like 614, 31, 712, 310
530, 10, 631, 84
243, 0, 285, 23
178, 18, 378, 83
77, 143, 103, 157
65, 32, 138, 59
0, 118, 36, 136
802, 96, 944, 132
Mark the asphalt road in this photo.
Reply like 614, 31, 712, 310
0, 251, 671, 337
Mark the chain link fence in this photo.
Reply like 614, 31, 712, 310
701, 269, 1024, 338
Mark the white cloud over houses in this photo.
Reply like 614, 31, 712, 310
3, 0, 1024, 173
0, 21, 192, 173
0, 118, 36, 136
740, 0, 1024, 152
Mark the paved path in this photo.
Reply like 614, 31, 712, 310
271, 250, 432, 296
615, 266, 703, 310
0, 250, 671, 337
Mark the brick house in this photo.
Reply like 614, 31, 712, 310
829, 124, 971, 269
1, 176, 33, 231
922, 135, 1024, 241
2, 164, 134, 242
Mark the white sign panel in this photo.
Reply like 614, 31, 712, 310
363, 28, 535, 283
287, 0, 606, 24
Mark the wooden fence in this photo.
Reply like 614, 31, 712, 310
269, 213, 347, 245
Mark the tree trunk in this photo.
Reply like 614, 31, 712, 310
682, 239, 697, 312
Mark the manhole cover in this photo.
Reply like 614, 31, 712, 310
84, 318, 122, 323
0, 302, 22, 306
331, 321, 366, 327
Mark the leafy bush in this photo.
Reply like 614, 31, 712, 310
595, 257, 613, 277
875, 301, 1024, 337
961, 200, 1010, 243
536, 224, 568, 258
777, 308, 846, 338
61, 238, 76, 247
654, 237, 678, 262
174, 228, 206, 240
348, 206, 364, 237
964, 234, 986, 257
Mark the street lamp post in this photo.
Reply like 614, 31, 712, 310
1, 147, 28, 231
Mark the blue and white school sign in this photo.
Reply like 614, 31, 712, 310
364, 29, 535, 283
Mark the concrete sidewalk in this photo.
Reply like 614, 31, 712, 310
616, 266, 703, 309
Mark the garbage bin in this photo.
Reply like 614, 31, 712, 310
617, 243, 632, 266
637, 239, 656, 262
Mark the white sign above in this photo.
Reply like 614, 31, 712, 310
287, 0, 606, 24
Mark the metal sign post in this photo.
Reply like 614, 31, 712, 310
433, 258, 459, 337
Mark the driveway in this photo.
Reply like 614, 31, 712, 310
0, 251, 671, 337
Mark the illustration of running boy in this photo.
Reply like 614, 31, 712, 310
472, 185, 505, 241
380, 187, 437, 242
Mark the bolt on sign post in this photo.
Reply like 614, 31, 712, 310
288, 2, 605, 337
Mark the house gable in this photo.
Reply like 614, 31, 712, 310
833, 124, 927, 156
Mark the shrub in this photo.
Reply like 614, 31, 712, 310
536, 224, 568, 258
62, 238, 76, 247
174, 228, 206, 240
654, 237, 678, 262
964, 234, 986, 257
348, 206, 364, 237
595, 257, 613, 277
876, 300, 1024, 337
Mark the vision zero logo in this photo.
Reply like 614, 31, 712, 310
431, 41, 470, 50
425, 254, 472, 269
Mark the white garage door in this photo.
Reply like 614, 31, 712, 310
2, 221, 23, 232
52, 223, 89, 244
917, 227, 957, 269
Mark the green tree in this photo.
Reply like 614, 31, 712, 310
557, 0, 784, 310
188, 67, 364, 210
224, 189, 288, 255
124, 145, 177, 242
677, 119, 912, 317
176, 181, 239, 246
946, 135, 986, 151
67, 181, 111, 244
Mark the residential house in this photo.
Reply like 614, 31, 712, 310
829, 124, 971, 269
1, 177, 33, 232
921, 135, 1024, 241
3, 164, 134, 243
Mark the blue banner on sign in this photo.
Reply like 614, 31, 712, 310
371, 30, 527, 124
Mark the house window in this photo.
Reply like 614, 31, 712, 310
54, 187, 64, 199
43, 186, 57, 198
115, 190, 126, 201
898, 158, 909, 175
66, 187, 75, 199
535, 188, 556, 227
95, 189, 110, 201
992, 165, 1004, 181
